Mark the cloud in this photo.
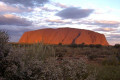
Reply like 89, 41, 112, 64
0, 0, 49, 7
52, 2, 68, 8
0, 25, 33, 42
46, 19, 72, 24
56, 7, 94, 19
93, 27, 116, 32
95, 20, 120, 25
76, 20, 120, 28
8, 28, 32, 42
93, 20, 120, 27
41, 7, 58, 12
106, 33, 120, 45
0, 14, 32, 26
107, 39, 120, 45
0, 25, 51, 42
108, 34, 120, 39
0, 2, 32, 13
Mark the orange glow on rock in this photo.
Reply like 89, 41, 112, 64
19, 28, 109, 45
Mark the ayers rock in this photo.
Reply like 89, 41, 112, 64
19, 28, 109, 45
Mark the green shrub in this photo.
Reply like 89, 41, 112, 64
88, 44, 102, 48
58, 42, 62, 46
69, 43, 78, 48
102, 55, 119, 66
89, 44, 95, 48
88, 53, 98, 60
96, 66, 120, 80
95, 44, 102, 48
24, 43, 55, 61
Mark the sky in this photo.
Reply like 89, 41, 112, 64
0, 0, 120, 45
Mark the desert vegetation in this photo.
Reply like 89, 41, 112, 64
0, 30, 120, 80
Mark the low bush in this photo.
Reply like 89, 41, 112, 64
68, 43, 78, 48
96, 65, 120, 80
58, 42, 62, 46
88, 53, 98, 60
102, 55, 119, 66
1, 52, 96, 80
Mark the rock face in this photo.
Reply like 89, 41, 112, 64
19, 28, 109, 45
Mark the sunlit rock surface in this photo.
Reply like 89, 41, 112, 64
19, 28, 109, 45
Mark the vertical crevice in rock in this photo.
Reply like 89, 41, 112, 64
72, 33, 81, 44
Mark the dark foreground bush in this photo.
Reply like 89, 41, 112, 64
114, 44, 120, 48
1, 50, 96, 80
1, 58, 96, 80
0, 30, 9, 60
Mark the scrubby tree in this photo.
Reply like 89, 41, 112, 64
0, 30, 10, 60
58, 42, 62, 46
114, 44, 120, 48
0, 30, 10, 79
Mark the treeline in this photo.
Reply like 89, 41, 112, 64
58, 43, 104, 48
58, 43, 120, 48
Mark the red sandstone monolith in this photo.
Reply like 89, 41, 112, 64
19, 28, 109, 45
